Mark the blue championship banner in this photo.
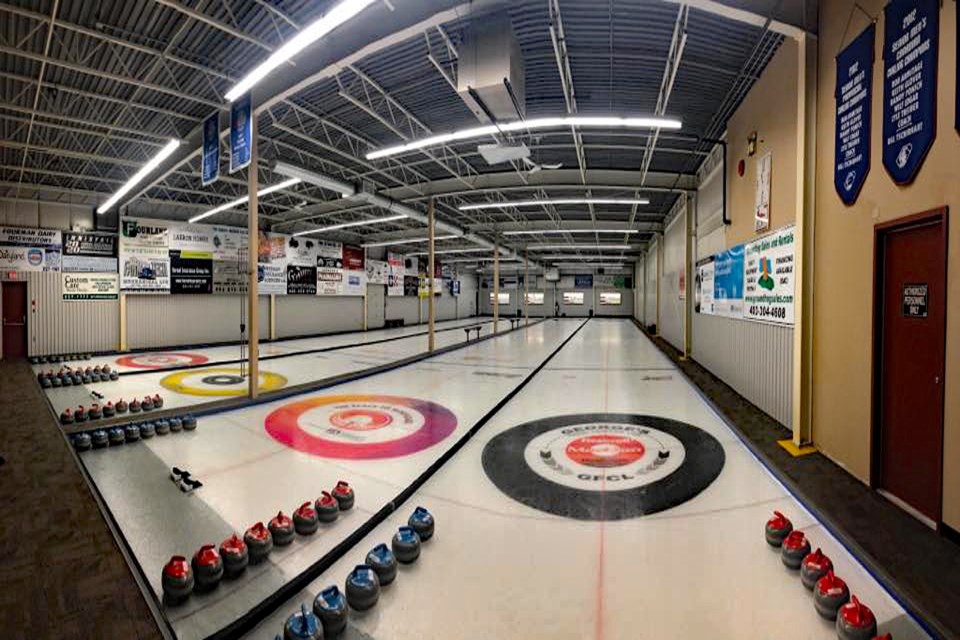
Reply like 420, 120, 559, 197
201, 112, 220, 186
230, 93, 252, 174
835, 25, 874, 205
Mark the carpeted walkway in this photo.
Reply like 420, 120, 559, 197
0, 360, 161, 640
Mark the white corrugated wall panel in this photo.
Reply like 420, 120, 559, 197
127, 295, 269, 349
633, 262, 644, 323
385, 297, 420, 325
660, 211, 686, 350
276, 296, 363, 337
27, 272, 119, 356
644, 245, 658, 327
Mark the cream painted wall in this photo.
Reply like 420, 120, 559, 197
813, 0, 959, 530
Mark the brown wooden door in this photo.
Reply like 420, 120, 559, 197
1, 281, 28, 359
874, 210, 947, 524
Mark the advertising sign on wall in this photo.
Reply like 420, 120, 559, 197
695, 256, 715, 314
712, 246, 744, 318
62, 273, 118, 301
834, 25, 875, 205
257, 264, 286, 295
743, 225, 796, 325
287, 264, 318, 295
119, 218, 170, 293
365, 259, 388, 285
574, 274, 594, 288
387, 252, 405, 296
169, 250, 213, 294
526, 291, 544, 305
62, 231, 117, 273
342, 270, 366, 296
342, 244, 364, 271
563, 291, 585, 305
213, 261, 247, 294
882, 0, 939, 184
403, 275, 419, 297
0, 226, 62, 272
210, 225, 247, 261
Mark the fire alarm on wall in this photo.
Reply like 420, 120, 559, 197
747, 131, 758, 156
738, 159, 745, 177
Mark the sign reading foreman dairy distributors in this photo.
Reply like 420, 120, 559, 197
742, 225, 795, 325
62, 273, 119, 300
0, 226, 62, 272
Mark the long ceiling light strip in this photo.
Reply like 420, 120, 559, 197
361, 235, 458, 248
366, 116, 681, 160
527, 244, 632, 250
188, 178, 301, 223
409, 248, 490, 256
459, 198, 649, 211
502, 229, 641, 236
293, 214, 408, 237
97, 139, 181, 214
540, 254, 638, 260
226, 0, 378, 101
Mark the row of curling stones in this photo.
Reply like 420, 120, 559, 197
766, 511, 888, 640
161, 482, 356, 605
71, 414, 196, 451
38, 365, 117, 388
30, 353, 92, 364
278, 507, 435, 639
61, 394, 163, 424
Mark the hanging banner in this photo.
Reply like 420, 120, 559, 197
695, 256, 715, 314
230, 93, 252, 174
835, 25, 875, 205
169, 250, 213, 294
754, 151, 771, 232
387, 252, 405, 296
0, 226, 62, 272
365, 259, 388, 285
202, 112, 220, 186
62, 273, 118, 301
119, 218, 170, 292
712, 246, 744, 318
882, 0, 939, 184
287, 264, 318, 295
743, 225, 796, 325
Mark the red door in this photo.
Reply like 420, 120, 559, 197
873, 210, 947, 525
1, 281, 28, 359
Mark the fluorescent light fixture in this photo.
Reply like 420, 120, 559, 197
362, 235, 458, 248
502, 229, 640, 236
459, 198, 648, 211
553, 262, 627, 269
528, 244, 632, 251
97, 139, 180, 214
443, 257, 519, 263
409, 248, 490, 256
272, 161, 355, 197
367, 116, 682, 160
189, 178, 301, 223
226, 0, 378, 101
293, 213, 407, 237
540, 254, 636, 260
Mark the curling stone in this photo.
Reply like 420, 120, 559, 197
244, 522, 273, 563
84, 367, 93, 377
141, 396, 154, 412
283, 603, 321, 640
313, 585, 348, 636
74, 405, 87, 422
408, 506, 435, 541
765, 511, 793, 547
345, 565, 380, 611
781, 530, 811, 570
91, 429, 108, 448
814, 570, 850, 620
124, 424, 141, 442
72, 432, 92, 452
168, 417, 182, 432
800, 548, 833, 590
51, 375, 62, 388
71, 373, 82, 386
391, 526, 421, 564
293, 502, 320, 536
81, 375, 91, 385
41, 376, 51, 389
220, 534, 249, 577
332, 481, 354, 511
836, 596, 877, 640
102, 364, 111, 374
269, 511, 295, 546
108, 427, 126, 446
162, 555, 194, 603
61, 374, 73, 386
152, 393, 164, 409
115, 399, 128, 413
102, 402, 115, 418
155, 420, 171, 436
140, 422, 156, 439
314, 492, 339, 523
182, 415, 197, 431
129, 398, 141, 413
109, 371, 119, 381
365, 543, 398, 586
88, 404, 102, 420
59, 408, 74, 425
191, 544, 224, 591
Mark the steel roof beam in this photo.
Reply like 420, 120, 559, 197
151, 0, 277, 52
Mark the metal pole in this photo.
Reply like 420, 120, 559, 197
524, 246, 529, 326
493, 244, 499, 333
428, 197, 435, 352
247, 116, 260, 400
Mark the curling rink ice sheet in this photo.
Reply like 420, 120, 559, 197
40, 318, 499, 416
243, 319, 929, 640
79, 319, 581, 640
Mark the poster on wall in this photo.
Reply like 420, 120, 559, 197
213, 261, 247, 294
230, 92, 252, 173
62, 273, 118, 301
342, 270, 366, 296
754, 151, 771, 232
563, 291, 585, 305
365, 259, 388, 285
287, 264, 317, 295
202, 112, 220, 186
119, 218, 169, 292
403, 275, 419, 297
594, 274, 630, 288
342, 244, 364, 271
210, 225, 247, 261
881, 0, 939, 184
258, 231, 287, 265
257, 264, 286, 295
169, 250, 213, 294
0, 226, 62, 272
62, 231, 116, 273
286, 236, 319, 266
526, 291, 544, 305
743, 225, 795, 325
599, 292, 622, 305
835, 25, 875, 205
712, 246, 744, 318
317, 267, 343, 295
387, 252, 405, 296
695, 256, 715, 314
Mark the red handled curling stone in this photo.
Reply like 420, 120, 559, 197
314, 492, 339, 523
88, 404, 102, 420
332, 481, 354, 511
801, 548, 833, 589
836, 596, 878, 640
102, 401, 115, 418
814, 570, 851, 620
59, 408, 74, 425
765, 510, 793, 547
781, 530, 811, 570
269, 511, 295, 546
129, 398, 141, 413
392, 526, 421, 564
872, 635, 892, 640
344, 565, 380, 611
220, 534, 249, 577
408, 506, 435, 541
74, 405, 87, 422
161, 555, 194, 603
153, 393, 164, 409
244, 522, 273, 563
191, 544, 224, 591
283, 603, 321, 640
293, 502, 319, 536
365, 543, 398, 586
313, 585, 348, 636
141, 395, 154, 411
115, 398, 128, 413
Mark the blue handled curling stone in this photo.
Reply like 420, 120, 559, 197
244, 522, 273, 563
141, 395, 154, 412
91, 429, 108, 449
129, 398, 141, 413
814, 570, 850, 620
314, 492, 339, 523
88, 404, 102, 420
408, 506, 435, 541
109, 371, 119, 381
161, 555, 194, 604
220, 534, 249, 577
108, 427, 126, 446
124, 424, 141, 442
391, 526, 421, 564
269, 511, 295, 546
191, 544, 224, 591
345, 565, 380, 611
51, 375, 62, 388
800, 548, 833, 590
331, 481, 354, 511
40, 376, 51, 389
140, 422, 156, 439
780, 530, 811, 570
102, 401, 115, 418
836, 596, 878, 640
293, 502, 320, 536
115, 398, 128, 413
155, 419, 171, 435
152, 393, 164, 409
59, 408, 74, 425
71, 373, 82, 385
365, 543, 398, 586
313, 585, 348, 636
182, 414, 197, 431
284, 603, 322, 640
167, 417, 182, 433
72, 432, 92, 452
81, 375, 91, 385
765, 511, 793, 547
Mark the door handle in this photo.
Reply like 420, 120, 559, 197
935, 376, 941, 384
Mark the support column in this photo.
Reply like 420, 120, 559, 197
427, 197, 435, 352
523, 247, 529, 326
493, 245, 500, 333
269, 294, 277, 340
683, 194, 694, 359
247, 116, 260, 400
118, 293, 127, 351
